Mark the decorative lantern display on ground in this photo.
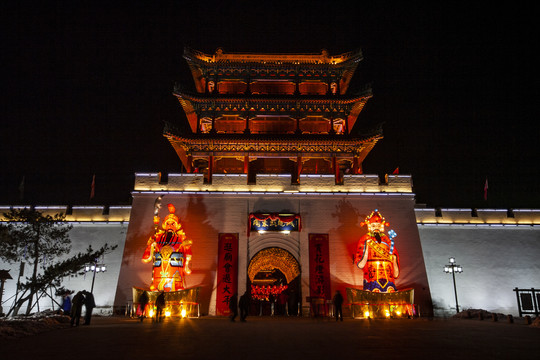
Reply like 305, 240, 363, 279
348, 209, 415, 318
354, 209, 400, 292
142, 203, 192, 292
135, 203, 199, 319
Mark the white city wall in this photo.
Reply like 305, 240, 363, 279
0, 206, 129, 315
416, 208, 540, 317
1, 175, 538, 317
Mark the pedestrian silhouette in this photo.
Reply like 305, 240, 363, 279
155, 291, 165, 322
333, 290, 344, 321
239, 291, 250, 322
82, 290, 95, 325
61, 293, 72, 316
229, 293, 238, 322
139, 291, 149, 322
70, 291, 84, 327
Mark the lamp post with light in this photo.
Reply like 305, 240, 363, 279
444, 257, 463, 313
84, 261, 107, 294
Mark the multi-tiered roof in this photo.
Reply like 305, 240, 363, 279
165, 47, 381, 184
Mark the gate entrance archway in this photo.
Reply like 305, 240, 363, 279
247, 247, 301, 316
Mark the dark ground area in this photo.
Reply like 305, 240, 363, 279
1, 315, 539, 359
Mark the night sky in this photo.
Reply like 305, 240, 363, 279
1, 2, 538, 209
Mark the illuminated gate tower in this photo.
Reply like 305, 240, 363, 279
114, 47, 434, 317
165, 47, 381, 182
159, 47, 384, 315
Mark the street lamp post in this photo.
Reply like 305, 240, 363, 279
444, 257, 463, 313
84, 261, 107, 294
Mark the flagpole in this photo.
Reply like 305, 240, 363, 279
18, 176, 25, 201
90, 174, 95, 200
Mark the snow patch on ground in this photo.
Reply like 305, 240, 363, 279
452, 308, 539, 325
0, 311, 70, 338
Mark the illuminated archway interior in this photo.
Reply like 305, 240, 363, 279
248, 247, 300, 284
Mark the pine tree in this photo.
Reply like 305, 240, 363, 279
0, 208, 116, 316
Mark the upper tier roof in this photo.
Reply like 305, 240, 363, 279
184, 47, 363, 65
183, 47, 364, 94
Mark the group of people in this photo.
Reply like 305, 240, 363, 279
228, 289, 343, 321
137, 290, 166, 323
61, 288, 343, 324
229, 291, 250, 322
61, 290, 96, 327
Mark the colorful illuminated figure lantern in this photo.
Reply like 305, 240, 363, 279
354, 209, 400, 293
142, 203, 192, 291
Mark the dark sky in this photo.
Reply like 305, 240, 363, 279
1, 2, 538, 209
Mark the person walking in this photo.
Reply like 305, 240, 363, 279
61, 293, 72, 316
82, 290, 95, 325
278, 291, 288, 316
229, 293, 238, 322
269, 293, 275, 316
155, 291, 165, 323
288, 289, 298, 316
138, 291, 149, 322
333, 290, 344, 321
239, 291, 250, 322
70, 291, 84, 327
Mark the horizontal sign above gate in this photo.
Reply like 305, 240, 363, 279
248, 213, 301, 235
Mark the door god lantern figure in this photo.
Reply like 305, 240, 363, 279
142, 204, 192, 291
354, 210, 400, 293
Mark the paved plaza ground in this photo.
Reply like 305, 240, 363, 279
1, 315, 539, 359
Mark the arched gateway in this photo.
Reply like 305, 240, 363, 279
247, 247, 301, 316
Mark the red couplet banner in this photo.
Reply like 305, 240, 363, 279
216, 233, 238, 316
309, 234, 331, 300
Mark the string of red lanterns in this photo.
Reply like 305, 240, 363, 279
250, 284, 288, 301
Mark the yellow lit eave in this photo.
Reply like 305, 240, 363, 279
415, 208, 540, 227
132, 188, 415, 198
0, 206, 132, 223
190, 49, 359, 66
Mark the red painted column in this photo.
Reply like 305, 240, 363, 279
186, 155, 193, 173
352, 156, 360, 174
244, 155, 249, 174
207, 155, 214, 184
244, 114, 250, 134
294, 156, 303, 184
333, 155, 340, 184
